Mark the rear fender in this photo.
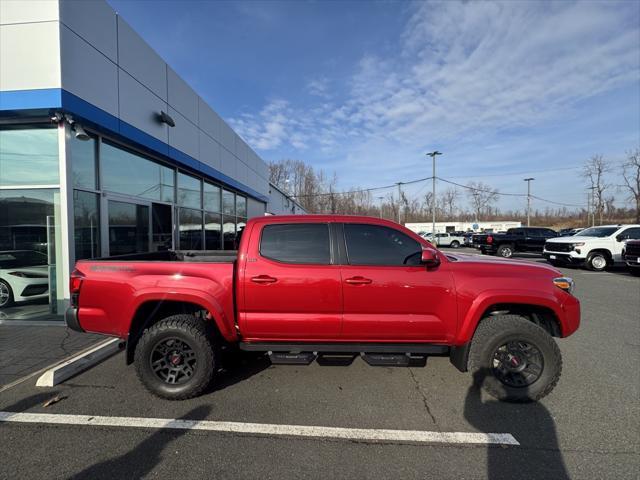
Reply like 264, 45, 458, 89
457, 290, 563, 345
130, 287, 237, 342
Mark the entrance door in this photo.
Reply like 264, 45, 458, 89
106, 199, 150, 256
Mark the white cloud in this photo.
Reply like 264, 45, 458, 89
230, 0, 640, 185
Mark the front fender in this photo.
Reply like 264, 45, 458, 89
456, 289, 564, 345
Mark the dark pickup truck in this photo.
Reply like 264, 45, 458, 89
622, 239, 640, 276
475, 227, 558, 258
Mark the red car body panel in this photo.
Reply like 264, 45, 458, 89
73, 215, 580, 346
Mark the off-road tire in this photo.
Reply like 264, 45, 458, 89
586, 252, 608, 271
135, 314, 215, 400
497, 244, 514, 258
0, 280, 14, 308
468, 315, 562, 403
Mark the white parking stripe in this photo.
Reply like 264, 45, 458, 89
0, 411, 519, 445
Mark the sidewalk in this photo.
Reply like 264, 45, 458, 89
0, 323, 104, 387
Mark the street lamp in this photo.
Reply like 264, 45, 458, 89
426, 151, 442, 235
523, 178, 534, 227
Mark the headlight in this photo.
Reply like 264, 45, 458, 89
8, 271, 46, 279
572, 242, 585, 248
553, 277, 574, 294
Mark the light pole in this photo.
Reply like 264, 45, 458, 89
588, 186, 597, 226
523, 178, 534, 227
396, 182, 403, 224
426, 151, 442, 235
377, 196, 384, 219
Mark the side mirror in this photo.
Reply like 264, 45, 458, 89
616, 235, 625, 242
421, 249, 440, 268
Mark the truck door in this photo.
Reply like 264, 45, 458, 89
338, 223, 457, 342
239, 222, 343, 341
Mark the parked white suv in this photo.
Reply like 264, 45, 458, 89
430, 232, 465, 248
543, 224, 640, 271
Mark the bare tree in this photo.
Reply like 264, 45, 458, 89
466, 181, 499, 222
440, 188, 459, 219
621, 149, 640, 222
582, 155, 611, 225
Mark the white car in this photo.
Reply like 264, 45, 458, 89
0, 250, 49, 308
543, 224, 640, 271
429, 232, 465, 248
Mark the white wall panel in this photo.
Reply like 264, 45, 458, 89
247, 197, 265, 218
0, 22, 60, 91
0, 0, 58, 24
220, 147, 236, 178
118, 69, 168, 143
168, 66, 198, 123
117, 17, 167, 100
59, 0, 116, 62
199, 131, 221, 171
198, 98, 222, 141
168, 107, 198, 159
219, 122, 235, 153
60, 25, 118, 116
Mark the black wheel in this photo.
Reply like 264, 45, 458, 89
586, 252, 608, 271
497, 244, 514, 258
134, 314, 215, 400
0, 280, 14, 308
450, 240, 460, 249
468, 315, 562, 402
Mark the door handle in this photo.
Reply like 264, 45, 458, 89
251, 275, 277, 284
345, 276, 372, 285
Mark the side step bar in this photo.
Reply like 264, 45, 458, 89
239, 342, 449, 355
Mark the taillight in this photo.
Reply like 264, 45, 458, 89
487, 235, 493, 244
70, 269, 84, 307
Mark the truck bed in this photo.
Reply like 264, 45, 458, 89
93, 250, 238, 263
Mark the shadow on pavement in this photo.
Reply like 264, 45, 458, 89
206, 350, 271, 393
464, 368, 570, 480
68, 405, 211, 480
0, 390, 61, 412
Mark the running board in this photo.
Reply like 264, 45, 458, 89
268, 352, 316, 365
239, 342, 448, 355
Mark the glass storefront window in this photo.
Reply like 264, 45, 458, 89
236, 196, 247, 217
178, 172, 202, 209
108, 200, 149, 256
222, 189, 235, 215
73, 190, 100, 260
205, 212, 222, 250
204, 182, 221, 213
70, 134, 97, 190
179, 208, 203, 250
0, 127, 59, 186
102, 142, 175, 202
0, 188, 62, 314
222, 215, 236, 250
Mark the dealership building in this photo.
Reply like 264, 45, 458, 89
0, 0, 303, 321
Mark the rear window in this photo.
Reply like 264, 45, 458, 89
260, 224, 331, 264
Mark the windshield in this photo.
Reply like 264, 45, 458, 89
0, 250, 47, 269
574, 227, 618, 238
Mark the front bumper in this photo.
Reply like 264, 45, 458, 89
623, 254, 640, 268
65, 307, 84, 332
543, 251, 585, 265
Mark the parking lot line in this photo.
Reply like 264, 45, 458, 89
0, 411, 519, 446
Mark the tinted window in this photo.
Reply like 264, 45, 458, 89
0, 127, 59, 186
70, 134, 97, 189
575, 227, 618, 237
620, 227, 640, 240
261, 224, 330, 264
178, 172, 201, 209
344, 224, 422, 266
0, 250, 47, 268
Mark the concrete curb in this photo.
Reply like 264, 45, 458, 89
36, 338, 123, 387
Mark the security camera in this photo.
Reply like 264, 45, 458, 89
73, 124, 90, 141
51, 112, 64, 124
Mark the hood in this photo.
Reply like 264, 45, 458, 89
546, 236, 604, 244
445, 252, 561, 275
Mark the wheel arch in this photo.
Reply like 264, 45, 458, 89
126, 298, 228, 365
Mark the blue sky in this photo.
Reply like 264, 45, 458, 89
108, 0, 640, 212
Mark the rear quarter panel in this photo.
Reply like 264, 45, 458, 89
75, 261, 236, 340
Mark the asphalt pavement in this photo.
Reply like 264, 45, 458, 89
0, 250, 638, 479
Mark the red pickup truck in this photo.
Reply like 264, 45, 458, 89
66, 215, 580, 402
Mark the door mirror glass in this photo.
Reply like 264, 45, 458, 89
616, 235, 624, 242
421, 249, 440, 267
